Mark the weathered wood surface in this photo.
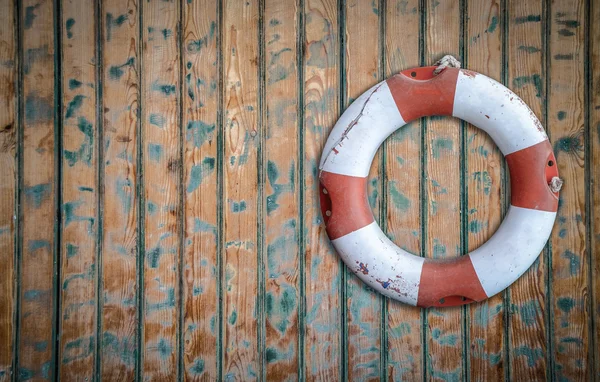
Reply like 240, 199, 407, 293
1, 0, 598, 380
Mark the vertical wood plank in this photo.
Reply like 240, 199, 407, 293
181, 0, 220, 379
222, 0, 260, 379
59, 0, 98, 378
0, 0, 16, 379
465, 0, 506, 379
263, 0, 300, 379
384, 1, 424, 379
343, 0, 382, 380
424, 0, 465, 379
303, 0, 341, 379
506, 0, 548, 379
547, 0, 588, 380
141, 0, 180, 379
100, 0, 140, 379
591, 0, 600, 379
19, 0, 57, 379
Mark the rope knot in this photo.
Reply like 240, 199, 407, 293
434, 55, 461, 75
549, 176, 563, 193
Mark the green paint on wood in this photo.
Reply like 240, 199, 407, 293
25, 94, 53, 123
518, 45, 541, 53
187, 121, 215, 147
487, 16, 498, 33
109, 58, 135, 81
513, 346, 544, 367
148, 143, 163, 162
187, 158, 216, 193
266, 160, 295, 215
512, 74, 542, 97
24, 5, 39, 29
24, 183, 52, 208
514, 15, 541, 24
66, 18, 75, 39
65, 117, 94, 167
389, 181, 410, 212
432, 137, 453, 158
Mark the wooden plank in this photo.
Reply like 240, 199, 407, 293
222, 0, 260, 379
141, 0, 180, 379
384, 0, 424, 380
59, 0, 98, 379
343, 0, 382, 380
591, 0, 600, 379
465, 0, 506, 379
18, 0, 57, 379
547, 0, 589, 380
505, 0, 548, 379
0, 0, 16, 380
263, 0, 300, 379
181, 0, 220, 380
303, 0, 342, 379
423, 0, 465, 380
100, 0, 140, 379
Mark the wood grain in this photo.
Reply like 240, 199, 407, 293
0, 0, 16, 380
591, 0, 600, 379
263, 0, 300, 379
303, 0, 342, 379
424, 0, 465, 379
465, 0, 506, 380
100, 0, 140, 379
59, 0, 98, 379
384, 0, 424, 380
141, 0, 181, 379
222, 0, 260, 379
19, 0, 57, 379
506, 0, 549, 379
181, 0, 220, 380
547, 0, 589, 380
343, 0, 382, 380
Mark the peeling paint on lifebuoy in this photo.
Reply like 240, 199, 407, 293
318, 66, 560, 308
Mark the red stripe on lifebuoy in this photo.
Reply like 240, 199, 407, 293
417, 256, 487, 308
319, 171, 374, 240
386, 66, 459, 123
506, 139, 559, 212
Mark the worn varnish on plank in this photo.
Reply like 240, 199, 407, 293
0, 1, 16, 380
59, 0, 99, 379
1, 0, 598, 380
385, 0, 424, 380
19, 0, 58, 379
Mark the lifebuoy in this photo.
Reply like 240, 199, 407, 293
319, 65, 560, 308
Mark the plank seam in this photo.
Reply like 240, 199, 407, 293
177, 0, 185, 380
542, 0, 554, 378
500, 0, 510, 379
296, 0, 306, 379
135, 0, 145, 379
257, 0, 267, 378
13, 0, 23, 379
419, 0, 428, 380
459, 1, 470, 380
378, 0, 388, 380
94, 0, 104, 378
216, 0, 225, 378
53, 0, 64, 377
338, 0, 348, 380
583, 0, 595, 378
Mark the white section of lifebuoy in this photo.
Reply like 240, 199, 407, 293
453, 70, 548, 155
319, 81, 405, 177
468, 205, 556, 297
332, 221, 424, 305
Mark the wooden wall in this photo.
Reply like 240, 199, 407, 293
0, 0, 598, 380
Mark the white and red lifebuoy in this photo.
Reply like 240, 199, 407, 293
319, 65, 560, 308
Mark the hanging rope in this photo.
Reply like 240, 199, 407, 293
433, 54, 461, 75
549, 176, 563, 193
